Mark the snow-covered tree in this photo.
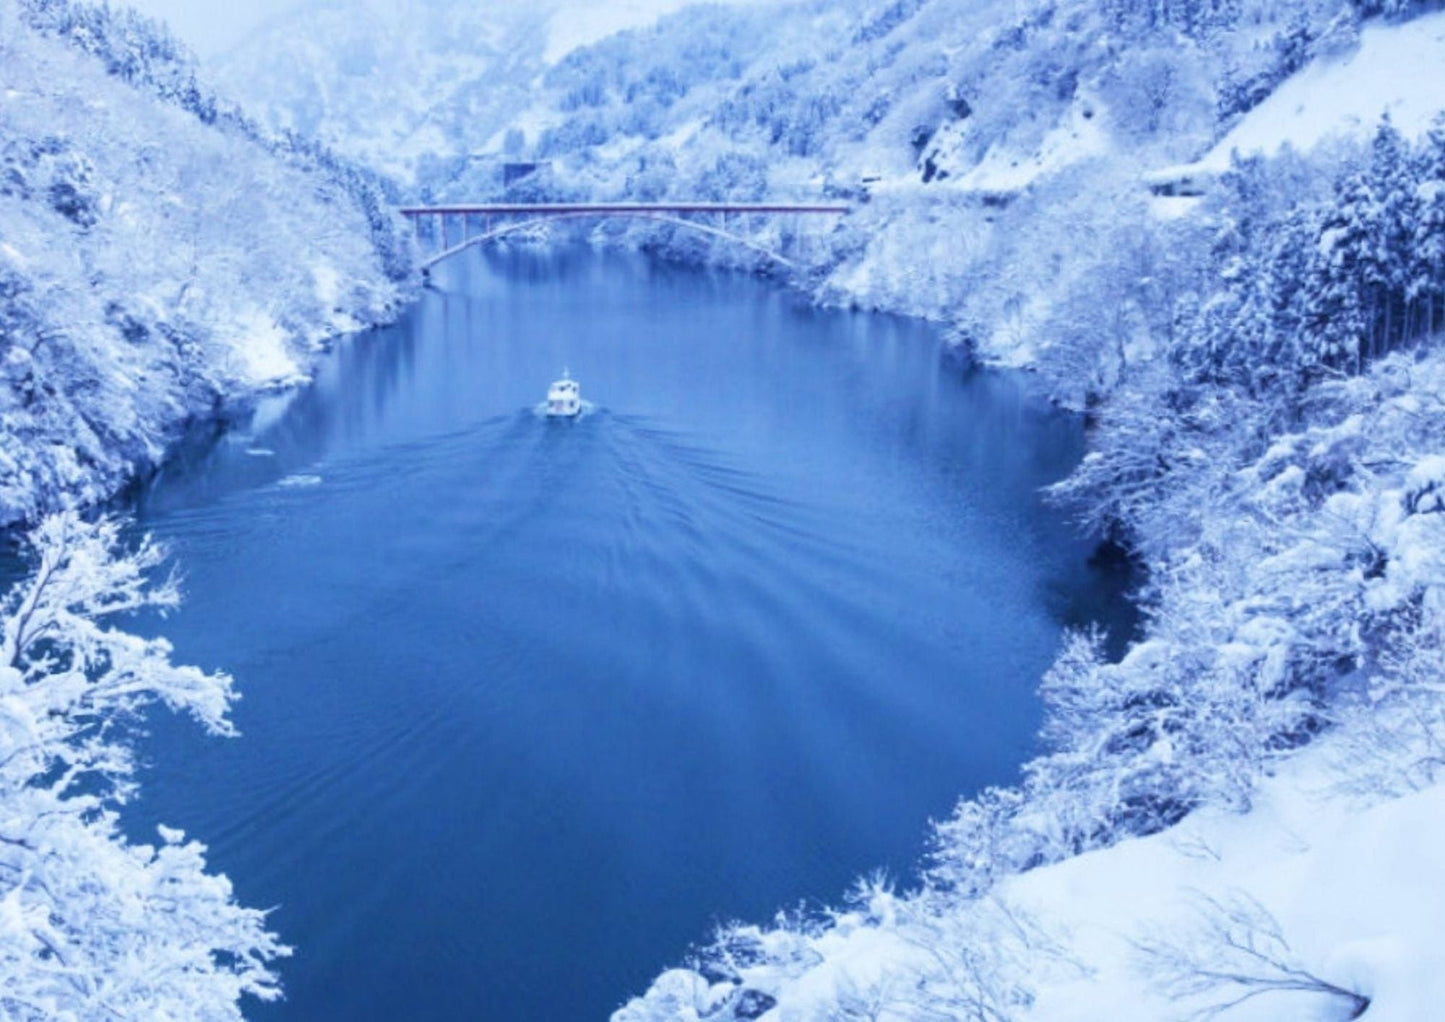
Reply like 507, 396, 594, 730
1350, 0, 1432, 20
1366, 115, 1419, 350
1412, 117, 1445, 334
0, 514, 286, 1019
1303, 172, 1378, 373
926, 785, 1031, 899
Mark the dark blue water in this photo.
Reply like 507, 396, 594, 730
123, 249, 1123, 1021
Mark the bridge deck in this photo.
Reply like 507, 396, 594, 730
403, 201, 848, 273
399, 202, 850, 216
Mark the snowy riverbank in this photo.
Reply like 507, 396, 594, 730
0, 0, 415, 528
618, 740, 1445, 1022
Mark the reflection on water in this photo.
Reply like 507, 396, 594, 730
111, 248, 1130, 1021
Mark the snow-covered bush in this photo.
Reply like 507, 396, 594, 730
1136, 891, 1370, 1020
0, 514, 286, 1018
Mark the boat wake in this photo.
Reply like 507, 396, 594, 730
532, 399, 598, 420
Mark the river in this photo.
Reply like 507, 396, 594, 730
122, 248, 1127, 1020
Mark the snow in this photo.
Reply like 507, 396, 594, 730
953, 99, 1109, 195
226, 310, 304, 388
0, 516, 288, 1017
1018, 754, 1445, 1022
616, 737, 1445, 1022
215, 1, 552, 181
1202, 9, 1445, 170
156, 825, 186, 844
0, 0, 409, 526
544, 1, 687, 62
0, 241, 28, 268
1148, 194, 1205, 220
543, 0, 793, 64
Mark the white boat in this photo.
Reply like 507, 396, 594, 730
546, 369, 581, 417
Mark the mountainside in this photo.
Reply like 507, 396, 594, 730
236, 0, 1445, 360
215, 0, 792, 183
0, 0, 415, 527
411, 0, 1443, 364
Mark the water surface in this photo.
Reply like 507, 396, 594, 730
126, 249, 1123, 1020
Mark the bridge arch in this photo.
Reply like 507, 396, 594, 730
418, 210, 805, 273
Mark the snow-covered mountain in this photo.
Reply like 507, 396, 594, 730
0, 0, 413, 527
215, 0, 792, 182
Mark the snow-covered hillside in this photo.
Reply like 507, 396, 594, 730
330, 0, 1276, 355
215, 0, 792, 183
619, 743, 1445, 1022
210, 0, 1445, 363
616, 329, 1445, 1018
0, 0, 413, 527
1201, 7, 1445, 169
360, 0, 1438, 366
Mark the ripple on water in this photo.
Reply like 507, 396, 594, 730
121, 249, 1122, 1022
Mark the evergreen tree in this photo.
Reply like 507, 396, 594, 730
1203, 155, 1276, 391
1303, 174, 1377, 373
1261, 204, 1318, 399
1368, 115, 1419, 348
1351, 0, 1429, 19
1412, 118, 1445, 335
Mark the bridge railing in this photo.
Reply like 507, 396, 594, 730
398, 202, 850, 272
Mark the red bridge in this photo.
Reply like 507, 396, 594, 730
398, 202, 851, 271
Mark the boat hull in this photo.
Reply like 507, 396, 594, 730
546, 373, 581, 417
